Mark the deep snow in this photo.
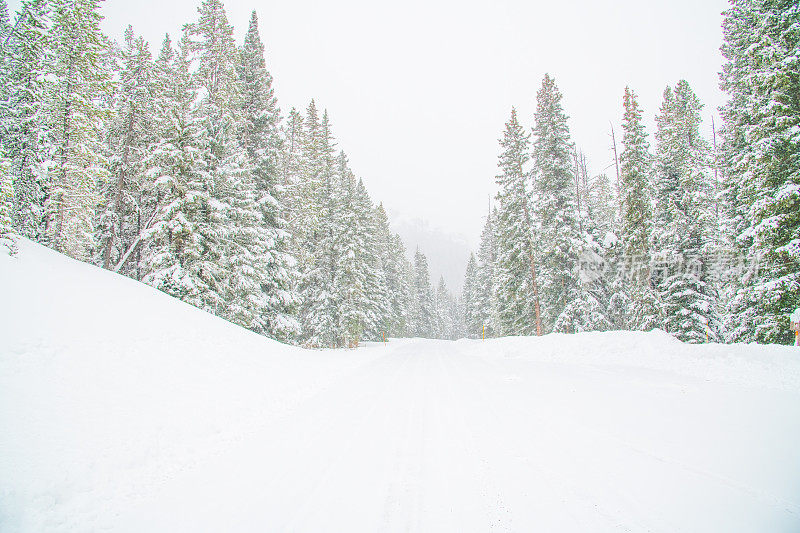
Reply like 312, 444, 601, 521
1, 239, 800, 532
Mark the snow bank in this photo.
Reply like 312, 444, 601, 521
2, 238, 799, 532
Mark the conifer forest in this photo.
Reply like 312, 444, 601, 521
0, 0, 798, 347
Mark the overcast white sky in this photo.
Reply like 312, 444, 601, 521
10, 0, 730, 254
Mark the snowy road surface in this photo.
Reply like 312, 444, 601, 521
2, 240, 800, 532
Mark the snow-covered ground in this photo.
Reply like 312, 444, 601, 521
2, 239, 800, 532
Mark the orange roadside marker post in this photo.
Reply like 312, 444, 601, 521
790, 309, 800, 347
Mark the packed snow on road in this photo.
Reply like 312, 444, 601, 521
1, 239, 799, 532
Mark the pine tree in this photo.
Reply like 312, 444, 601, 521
97, 25, 154, 277
374, 203, 412, 337
531, 74, 581, 332
0, 149, 15, 254
615, 86, 661, 331
139, 35, 212, 310
44, 0, 112, 260
651, 81, 718, 343
236, 10, 299, 340
474, 208, 498, 337
721, 0, 800, 343
411, 248, 436, 338
3, 0, 49, 240
297, 110, 339, 347
461, 252, 479, 337
493, 108, 538, 335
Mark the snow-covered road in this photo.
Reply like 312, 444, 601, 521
2, 240, 800, 532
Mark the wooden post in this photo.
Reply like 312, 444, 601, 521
482, 325, 485, 340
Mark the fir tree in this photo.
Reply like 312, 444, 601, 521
461, 252, 479, 337
139, 35, 212, 310
531, 74, 581, 332
474, 208, 498, 337
493, 108, 538, 335
652, 81, 718, 342
616, 86, 661, 330
721, 0, 800, 343
97, 25, 154, 277
44, 0, 112, 260
236, 10, 299, 340
3, 0, 49, 240
411, 248, 436, 338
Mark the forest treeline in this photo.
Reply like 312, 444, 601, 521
0, 0, 797, 345
462, 0, 799, 344
0, 0, 460, 347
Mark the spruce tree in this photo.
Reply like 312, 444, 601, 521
616, 87, 661, 331
531, 74, 581, 332
721, 0, 800, 343
236, 10, 299, 340
493, 108, 538, 335
461, 253, 479, 337
97, 25, 154, 277
140, 35, 213, 310
411, 248, 436, 338
3, 0, 49, 240
652, 81, 718, 342
474, 209, 498, 337
44, 0, 112, 260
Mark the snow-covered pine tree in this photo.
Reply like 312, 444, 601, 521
410, 248, 436, 338
96, 25, 154, 278
434, 276, 456, 339
493, 108, 538, 336
720, 0, 800, 344
474, 208, 498, 337
0, 147, 15, 254
185, 0, 280, 332
615, 86, 661, 331
236, 10, 299, 341
374, 203, 412, 338
531, 74, 581, 332
585, 173, 616, 238
461, 252, 479, 337
139, 34, 214, 310
356, 179, 390, 342
2, 0, 49, 241
297, 111, 339, 347
651, 81, 718, 343
44, 0, 112, 260
332, 161, 366, 347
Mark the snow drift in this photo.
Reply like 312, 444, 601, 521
1, 238, 799, 532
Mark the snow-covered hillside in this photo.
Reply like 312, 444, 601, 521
1, 239, 799, 532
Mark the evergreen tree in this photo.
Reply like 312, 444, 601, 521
139, 35, 212, 310
474, 208, 498, 337
97, 25, 154, 277
652, 81, 718, 342
493, 108, 538, 335
721, 0, 800, 343
3, 0, 49, 240
531, 74, 581, 331
411, 248, 436, 337
236, 10, 299, 340
374, 203, 412, 337
44, 0, 112, 260
461, 253, 479, 337
616, 86, 661, 330
0, 150, 15, 254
